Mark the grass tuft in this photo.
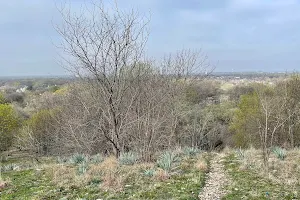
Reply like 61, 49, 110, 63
272, 146, 287, 160
119, 152, 139, 165
183, 147, 200, 158
69, 153, 88, 165
143, 169, 155, 177
90, 153, 103, 164
157, 151, 180, 173
235, 147, 245, 160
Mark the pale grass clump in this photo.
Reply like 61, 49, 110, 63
47, 164, 79, 187
194, 159, 208, 173
101, 168, 125, 192
136, 162, 155, 171
98, 156, 118, 172
87, 164, 104, 177
153, 168, 170, 181
91, 156, 125, 192
49, 164, 93, 187
100, 159, 146, 192
47, 156, 151, 192
222, 146, 232, 155
47, 156, 119, 188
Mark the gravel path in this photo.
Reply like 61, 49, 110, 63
198, 153, 229, 200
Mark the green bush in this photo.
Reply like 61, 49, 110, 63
236, 148, 245, 160
143, 169, 155, 177
77, 161, 89, 175
90, 154, 103, 164
0, 104, 19, 151
272, 147, 286, 160
2, 164, 19, 172
21, 109, 59, 155
119, 152, 139, 165
0, 93, 6, 104
183, 147, 200, 157
69, 153, 88, 165
157, 151, 180, 172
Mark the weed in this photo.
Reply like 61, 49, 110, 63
119, 152, 139, 165
90, 154, 103, 164
272, 147, 286, 160
143, 169, 155, 177
195, 159, 208, 172
183, 147, 200, 157
2, 163, 19, 172
154, 168, 170, 181
157, 151, 180, 172
78, 161, 89, 175
236, 148, 245, 160
69, 153, 88, 165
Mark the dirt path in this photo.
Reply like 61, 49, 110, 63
198, 153, 229, 200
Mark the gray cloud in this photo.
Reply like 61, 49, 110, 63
1, 0, 300, 76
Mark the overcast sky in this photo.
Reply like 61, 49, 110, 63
1, 0, 300, 76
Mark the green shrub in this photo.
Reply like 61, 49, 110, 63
143, 169, 155, 177
236, 148, 245, 160
0, 104, 19, 151
69, 153, 88, 165
90, 154, 103, 164
272, 147, 286, 160
0, 93, 6, 104
2, 164, 19, 172
183, 147, 200, 157
77, 161, 89, 175
21, 109, 59, 155
157, 151, 180, 172
119, 152, 139, 165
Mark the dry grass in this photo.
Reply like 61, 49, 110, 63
46, 156, 152, 192
222, 146, 233, 155
46, 164, 80, 187
101, 169, 124, 192
153, 168, 170, 181
44, 152, 210, 194
0, 177, 11, 192
235, 148, 300, 187
46, 156, 120, 189
98, 156, 118, 171
195, 159, 208, 173
267, 149, 300, 186
95, 156, 125, 191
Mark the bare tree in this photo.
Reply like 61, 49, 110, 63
56, 1, 150, 157
256, 86, 294, 168
53, 1, 214, 158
